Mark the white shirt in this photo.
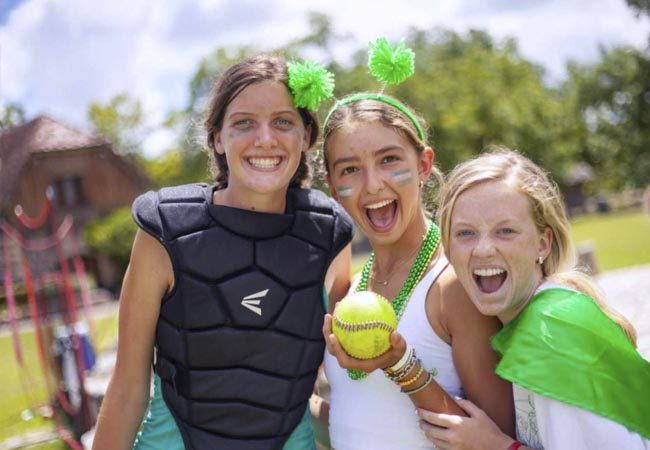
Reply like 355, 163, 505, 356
514, 282, 650, 450
514, 385, 650, 450
324, 257, 461, 450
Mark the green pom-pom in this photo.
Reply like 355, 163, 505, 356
368, 37, 415, 85
287, 61, 335, 111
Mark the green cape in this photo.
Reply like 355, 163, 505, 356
491, 288, 650, 440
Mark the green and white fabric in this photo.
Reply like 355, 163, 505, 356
492, 285, 650, 448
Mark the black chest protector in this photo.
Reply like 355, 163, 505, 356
132, 183, 353, 450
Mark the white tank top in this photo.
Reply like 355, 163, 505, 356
324, 256, 463, 450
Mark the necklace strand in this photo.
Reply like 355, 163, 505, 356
347, 221, 441, 380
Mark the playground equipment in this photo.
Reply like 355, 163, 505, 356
1, 188, 97, 449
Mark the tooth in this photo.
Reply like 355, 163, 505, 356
473, 268, 505, 276
367, 200, 393, 209
249, 157, 280, 168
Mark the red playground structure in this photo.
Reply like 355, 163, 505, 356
1, 188, 98, 449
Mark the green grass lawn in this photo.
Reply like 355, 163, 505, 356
570, 211, 650, 272
0, 313, 118, 446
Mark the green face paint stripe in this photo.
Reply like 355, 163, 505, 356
230, 129, 250, 137
336, 186, 353, 197
391, 169, 413, 184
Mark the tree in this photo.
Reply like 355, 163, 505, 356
0, 102, 26, 130
565, 46, 650, 189
626, 0, 650, 19
144, 148, 210, 187
87, 93, 147, 155
84, 207, 137, 279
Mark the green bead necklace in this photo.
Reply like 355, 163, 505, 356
347, 221, 441, 380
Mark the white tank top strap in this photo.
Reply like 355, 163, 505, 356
416, 253, 449, 292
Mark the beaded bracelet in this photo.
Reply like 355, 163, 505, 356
385, 354, 419, 382
402, 372, 433, 395
384, 344, 413, 374
383, 347, 415, 377
397, 365, 424, 387
384, 352, 418, 382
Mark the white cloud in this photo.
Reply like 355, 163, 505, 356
0, 0, 647, 157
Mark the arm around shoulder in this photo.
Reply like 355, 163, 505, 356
92, 230, 173, 450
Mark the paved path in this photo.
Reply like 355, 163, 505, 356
596, 264, 650, 359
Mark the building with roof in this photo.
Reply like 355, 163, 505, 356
0, 115, 149, 288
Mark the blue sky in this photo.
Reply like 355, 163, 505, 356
0, 0, 23, 25
0, 0, 648, 156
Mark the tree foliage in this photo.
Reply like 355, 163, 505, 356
626, 0, 650, 19
87, 93, 147, 155
566, 46, 650, 189
145, 148, 210, 187
84, 207, 137, 278
0, 102, 26, 130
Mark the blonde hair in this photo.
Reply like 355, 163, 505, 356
438, 148, 637, 345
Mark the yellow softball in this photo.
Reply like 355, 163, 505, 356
331, 291, 397, 359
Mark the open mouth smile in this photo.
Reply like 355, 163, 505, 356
473, 267, 507, 294
365, 199, 397, 231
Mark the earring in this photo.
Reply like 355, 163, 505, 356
419, 179, 424, 188
537, 256, 544, 265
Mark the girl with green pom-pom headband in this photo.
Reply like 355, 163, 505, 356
323, 37, 424, 140
92, 54, 354, 450
319, 38, 515, 450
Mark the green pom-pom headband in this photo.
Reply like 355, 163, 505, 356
287, 60, 335, 111
368, 37, 415, 86
324, 93, 425, 141
323, 38, 424, 141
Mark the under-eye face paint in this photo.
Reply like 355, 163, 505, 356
391, 168, 413, 185
336, 185, 353, 199
230, 129, 250, 137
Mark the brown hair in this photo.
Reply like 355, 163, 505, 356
322, 97, 443, 211
438, 148, 637, 345
204, 55, 319, 189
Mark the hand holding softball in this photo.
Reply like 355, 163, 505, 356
324, 314, 406, 372
332, 291, 398, 358
324, 292, 408, 373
